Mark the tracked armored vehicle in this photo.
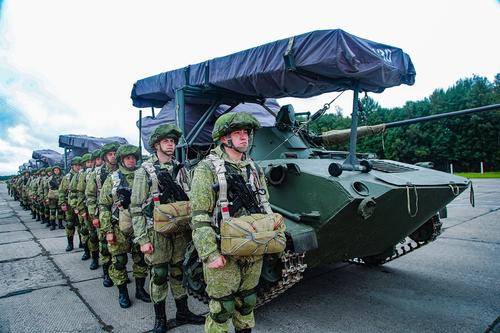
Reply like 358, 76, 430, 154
130, 29, 498, 305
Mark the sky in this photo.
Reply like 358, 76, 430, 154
0, 0, 499, 175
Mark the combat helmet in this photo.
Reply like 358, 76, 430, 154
52, 165, 62, 173
45, 167, 53, 174
116, 144, 141, 163
91, 149, 102, 160
149, 124, 182, 148
71, 156, 82, 166
80, 153, 92, 164
212, 112, 261, 141
100, 142, 120, 159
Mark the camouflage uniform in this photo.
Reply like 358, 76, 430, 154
28, 171, 40, 220
59, 157, 81, 251
40, 167, 52, 226
76, 153, 94, 261
17, 172, 30, 210
85, 145, 118, 286
131, 124, 204, 332
47, 166, 64, 230
99, 144, 149, 308
191, 113, 268, 333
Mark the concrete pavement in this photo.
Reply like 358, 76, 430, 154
0, 180, 498, 333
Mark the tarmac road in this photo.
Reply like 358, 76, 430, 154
0, 180, 498, 333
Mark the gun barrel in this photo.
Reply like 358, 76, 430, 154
385, 103, 500, 129
318, 103, 500, 145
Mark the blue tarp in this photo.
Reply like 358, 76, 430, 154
139, 99, 280, 152
58, 135, 128, 154
32, 149, 63, 167
131, 29, 415, 108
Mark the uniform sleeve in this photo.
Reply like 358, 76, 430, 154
76, 174, 86, 211
85, 173, 98, 218
130, 167, 150, 245
98, 177, 114, 234
58, 176, 68, 205
69, 176, 79, 208
190, 162, 220, 262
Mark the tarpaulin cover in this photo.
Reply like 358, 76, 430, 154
131, 29, 415, 108
58, 135, 128, 152
138, 99, 280, 152
32, 149, 63, 167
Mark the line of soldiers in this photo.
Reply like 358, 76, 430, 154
7, 112, 280, 333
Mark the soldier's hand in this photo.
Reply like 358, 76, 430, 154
92, 218, 100, 228
207, 255, 226, 269
74, 209, 79, 214
140, 243, 154, 254
106, 233, 116, 245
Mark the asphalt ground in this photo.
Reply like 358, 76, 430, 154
0, 180, 498, 333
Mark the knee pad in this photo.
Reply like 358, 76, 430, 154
210, 296, 236, 324
101, 242, 110, 257
169, 263, 183, 282
237, 289, 257, 316
90, 230, 99, 243
152, 264, 169, 286
114, 254, 128, 271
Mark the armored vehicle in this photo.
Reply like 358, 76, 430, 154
130, 29, 498, 305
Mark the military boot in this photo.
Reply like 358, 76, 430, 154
50, 220, 56, 231
58, 220, 64, 229
36, 212, 41, 222
81, 244, 91, 260
117, 284, 131, 308
78, 236, 84, 249
134, 277, 151, 303
152, 301, 167, 333
102, 263, 114, 287
31, 210, 36, 219
89, 251, 99, 270
174, 296, 205, 325
235, 329, 252, 333
45, 217, 51, 227
65, 236, 74, 252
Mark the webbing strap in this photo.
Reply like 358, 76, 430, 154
110, 171, 123, 211
142, 162, 161, 208
248, 160, 272, 214
208, 155, 230, 221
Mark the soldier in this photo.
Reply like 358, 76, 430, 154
59, 157, 82, 252
86, 144, 119, 287
18, 170, 30, 210
130, 124, 204, 332
47, 166, 64, 230
99, 144, 150, 308
80, 149, 103, 270
41, 167, 53, 227
28, 169, 40, 220
76, 153, 94, 261
190, 112, 272, 333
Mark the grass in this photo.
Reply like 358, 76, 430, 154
454, 172, 500, 178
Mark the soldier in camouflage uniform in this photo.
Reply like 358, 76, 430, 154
41, 167, 53, 227
191, 112, 269, 333
47, 166, 64, 230
80, 149, 103, 270
99, 144, 150, 308
76, 153, 94, 261
18, 170, 30, 210
86, 144, 119, 287
59, 157, 82, 251
29, 169, 40, 221
131, 124, 204, 333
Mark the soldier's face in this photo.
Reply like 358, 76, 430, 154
72, 164, 81, 172
86, 160, 94, 169
54, 168, 61, 175
105, 151, 117, 165
223, 129, 249, 152
122, 155, 137, 169
156, 138, 176, 156
47, 172, 52, 176
95, 157, 103, 167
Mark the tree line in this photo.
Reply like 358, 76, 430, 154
309, 74, 500, 172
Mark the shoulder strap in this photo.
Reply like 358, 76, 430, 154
141, 161, 160, 207
206, 154, 230, 222
110, 171, 121, 204
248, 160, 273, 214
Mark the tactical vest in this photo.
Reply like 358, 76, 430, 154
205, 154, 285, 257
141, 160, 191, 235
110, 171, 133, 234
